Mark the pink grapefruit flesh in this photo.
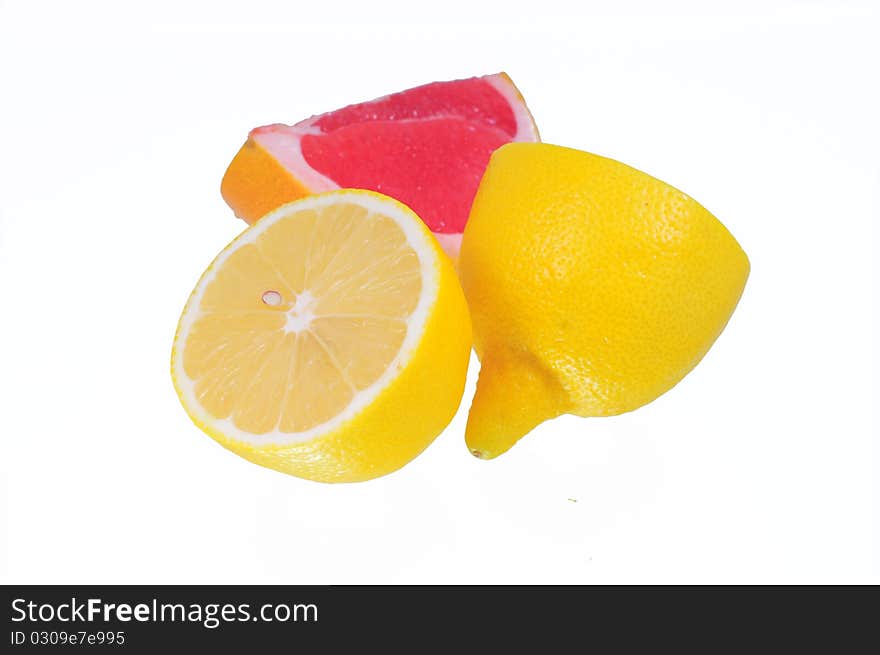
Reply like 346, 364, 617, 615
221, 73, 539, 261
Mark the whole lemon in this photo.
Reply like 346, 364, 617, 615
459, 143, 749, 459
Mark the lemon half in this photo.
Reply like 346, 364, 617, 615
172, 190, 472, 482
460, 143, 750, 459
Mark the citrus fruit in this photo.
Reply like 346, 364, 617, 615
460, 143, 750, 459
171, 190, 472, 482
220, 73, 539, 262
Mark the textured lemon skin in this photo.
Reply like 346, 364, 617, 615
460, 143, 750, 458
171, 191, 472, 483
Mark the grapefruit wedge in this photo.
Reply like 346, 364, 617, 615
221, 73, 539, 261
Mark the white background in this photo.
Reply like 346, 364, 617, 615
1, 0, 877, 584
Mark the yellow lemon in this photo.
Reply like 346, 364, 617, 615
460, 143, 749, 459
171, 190, 472, 482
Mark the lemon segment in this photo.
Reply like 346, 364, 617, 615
172, 190, 472, 482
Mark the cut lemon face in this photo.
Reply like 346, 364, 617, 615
171, 190, 472, 482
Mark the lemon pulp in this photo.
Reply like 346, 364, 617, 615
175, 192, 434, 445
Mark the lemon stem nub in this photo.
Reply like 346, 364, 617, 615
465, 351, 565, 459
